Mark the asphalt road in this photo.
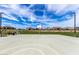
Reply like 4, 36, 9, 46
0, 34, 79, 55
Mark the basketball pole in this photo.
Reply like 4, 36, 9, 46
0, 12, 3, 37
0, 13, 2, 37
73, 12, 76, 36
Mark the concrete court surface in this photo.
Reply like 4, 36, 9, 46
0, 34, 79, 55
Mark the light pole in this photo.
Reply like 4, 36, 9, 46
0, 12, 3, 37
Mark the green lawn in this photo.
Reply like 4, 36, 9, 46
18, 30, 79, 37
1, 29, 79, 37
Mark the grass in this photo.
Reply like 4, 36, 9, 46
18, 30, 79, 37
1, 29, 79, 37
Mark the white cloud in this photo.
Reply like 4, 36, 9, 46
58, 10, 79, 27
1, 4, 79, 28
47, 4, 69, 13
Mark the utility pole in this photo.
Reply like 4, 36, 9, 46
0, 12, 3, 37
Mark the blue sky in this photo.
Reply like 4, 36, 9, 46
0, 4, 79, 29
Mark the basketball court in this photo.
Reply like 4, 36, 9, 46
0, 35, 79, 55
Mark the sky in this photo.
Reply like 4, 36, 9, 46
0, 4, 79, 29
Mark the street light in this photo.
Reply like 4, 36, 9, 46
0, 12, 3, 37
